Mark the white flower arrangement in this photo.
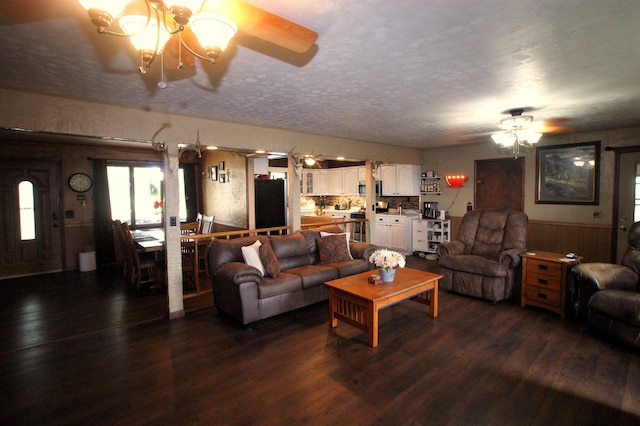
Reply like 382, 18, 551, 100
369, 249, 406, 271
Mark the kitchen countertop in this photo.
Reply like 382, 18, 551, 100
301, 208, 363, 216
374, 210, 421, 217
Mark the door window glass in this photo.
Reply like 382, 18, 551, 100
18, 180, 36, 240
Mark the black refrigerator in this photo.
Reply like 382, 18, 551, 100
255, 179, 286, 229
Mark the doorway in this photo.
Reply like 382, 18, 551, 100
616, 150, 640, 262
0, 159, 63, 278
474, 157, 524, 211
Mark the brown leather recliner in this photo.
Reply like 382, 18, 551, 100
572, 221, 640, 350
436, 209, 528, 303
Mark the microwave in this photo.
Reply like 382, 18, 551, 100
358, 181, 382, 196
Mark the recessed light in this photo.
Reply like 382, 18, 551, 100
206, 146, 218, 150
256, 150, 266, 154
336, 156, 345, 160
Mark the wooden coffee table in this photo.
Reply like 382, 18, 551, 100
324, 268, 442, 347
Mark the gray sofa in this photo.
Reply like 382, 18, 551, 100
208, 225, 377, 327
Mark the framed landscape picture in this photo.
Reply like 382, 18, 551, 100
536, 141, 600, 204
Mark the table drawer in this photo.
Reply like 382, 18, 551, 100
525, 286, 561, 307
527, 258, 562, 275
525, 270, 562, 290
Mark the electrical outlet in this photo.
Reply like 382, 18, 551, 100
593, 210, 601, 218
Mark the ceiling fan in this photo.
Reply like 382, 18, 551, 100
494, 107, 575, 136
484, 108, 576, 158
0, 0, 318, 70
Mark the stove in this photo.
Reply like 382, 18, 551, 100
350, 212, 366, 241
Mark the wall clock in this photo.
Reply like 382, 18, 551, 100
68, 172, 93, 193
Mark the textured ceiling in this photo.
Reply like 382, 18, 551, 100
1, 0, 640, 150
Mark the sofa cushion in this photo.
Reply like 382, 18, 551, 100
326, 259, 372, 277
320, 231, 353, 259
270, 233, 310, 270
259, 242, 280, 278
285, 264, 339, 288
210, 235, 270, 271
241, 240, 265, 275
301, 225, 346, 262
589, 289, 640, 327
318, 234, 353, 264
439, 254, 508, 277
258, 273, 303, 299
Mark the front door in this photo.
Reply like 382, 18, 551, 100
616, 151, 640, 262
0, 159, 63, 278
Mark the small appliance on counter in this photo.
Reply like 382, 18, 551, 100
375, 200, 388, 213
423, 201, 439, 218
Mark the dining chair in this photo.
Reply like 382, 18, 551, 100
118, 221, 157, 291
200, 215, 214, 234
196, 212, 203, 234
112, 219, 128, 279
180, 221, 199, 235
197, 215, 215, 278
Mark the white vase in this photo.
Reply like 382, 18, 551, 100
379, 268, 396, 282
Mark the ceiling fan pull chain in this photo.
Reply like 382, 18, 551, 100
158, 52, 167, 89
138, 51, 147, 74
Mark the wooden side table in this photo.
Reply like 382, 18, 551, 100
520, 251, 582, 318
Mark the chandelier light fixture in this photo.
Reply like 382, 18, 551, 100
491, 109, 543, 158
77, 0, 238, 73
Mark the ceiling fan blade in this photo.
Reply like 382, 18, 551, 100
0, 0, 75, 23
539, 118, 576, 134
211, 0, 318, 54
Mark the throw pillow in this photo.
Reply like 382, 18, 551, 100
317, 234, 353, 264
241, 240, 265, 276
320, 231, 353, 259
259, 242, 280, 278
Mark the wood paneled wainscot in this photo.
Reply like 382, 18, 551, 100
448, 217, 613, 263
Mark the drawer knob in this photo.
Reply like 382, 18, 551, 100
537, 292, 547, 299
537, 278, 548, 285
538, 265, 549, 271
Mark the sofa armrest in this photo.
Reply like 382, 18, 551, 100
437, 240, 465, 256
350, 242, 377, 261
215, 262, 263, 284
498, 248, 526, 269
572, 263, 639, 291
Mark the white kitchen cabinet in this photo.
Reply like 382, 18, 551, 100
327, 169, 343, 194
380, 164, 421, 196
412, 219, 430, 252
358, 166, 367, 182
373, 214, 418, 254
313, 170, 328, 195
427, 219, 450, 253
328, 167, 359, 195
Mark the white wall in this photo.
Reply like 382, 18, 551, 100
421, 127, 640, 223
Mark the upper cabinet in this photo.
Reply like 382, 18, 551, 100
327, 167, 359, 195
380, 164, 421, 196
302, 170, 328, 195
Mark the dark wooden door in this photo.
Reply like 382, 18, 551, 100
0, 159, 63, 277
475, 158, 524, 211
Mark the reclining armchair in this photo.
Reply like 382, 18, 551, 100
572, 221, 640, 350
436, 209, 528, 303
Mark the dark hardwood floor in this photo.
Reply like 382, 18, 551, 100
1, 257, 639, 425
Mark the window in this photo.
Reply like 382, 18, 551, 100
18, 180, 36, 240
107, 163, 187, 227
